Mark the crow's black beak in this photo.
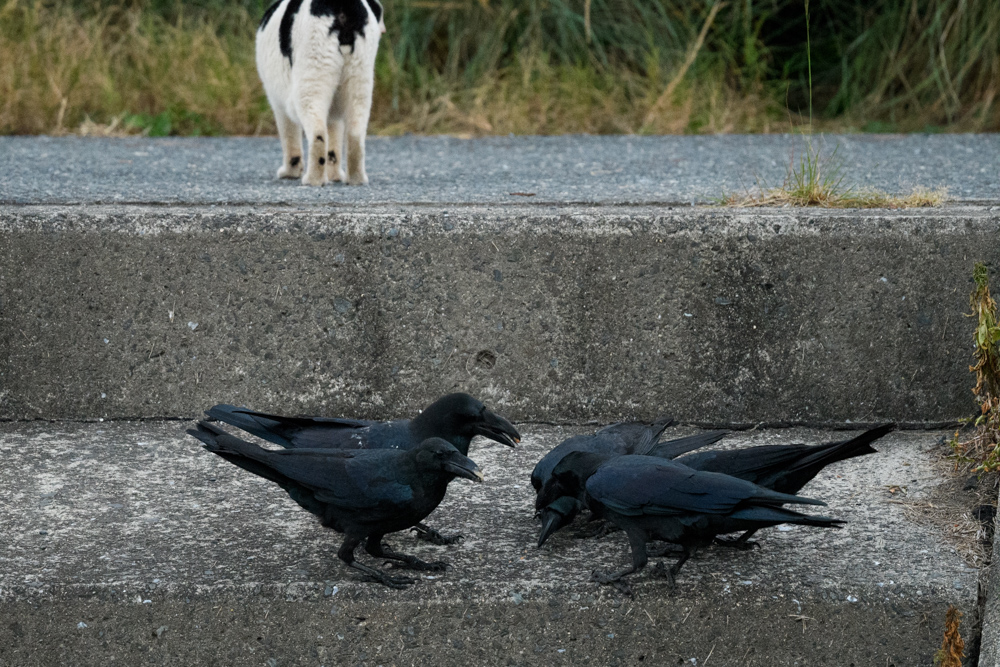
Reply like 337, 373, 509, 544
443, 454, 485, 483
473, 409, 521, 448
537, 508, 571, 548
536, 496, 581, 547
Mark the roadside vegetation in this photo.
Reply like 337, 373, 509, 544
720, 142, 949, 208
952, 263, 1000, 473
2, 0, 999, 136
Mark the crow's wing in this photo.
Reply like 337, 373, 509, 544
678, 424, 891, 494
641, 430, 728, 458
206, 404, 415, 450
585, 456, 825, 518
596, 416, 674, 446
190, 422, 414, 512
677, 445, 814, 485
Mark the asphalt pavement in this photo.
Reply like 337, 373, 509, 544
1, 133, 998, 205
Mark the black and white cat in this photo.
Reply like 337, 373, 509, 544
256, 0, 385, 186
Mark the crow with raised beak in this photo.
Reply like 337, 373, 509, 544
206, 393, 520, 455
204, 393, 520, 544
188, 422, 484, 589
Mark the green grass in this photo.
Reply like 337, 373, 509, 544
2, 0, 999, 135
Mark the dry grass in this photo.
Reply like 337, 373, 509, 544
2, 0, 999, 136
899, 461, 997, 569
723, 185, 949, 209
933, 606, 965, 667
0, 0, 265, 135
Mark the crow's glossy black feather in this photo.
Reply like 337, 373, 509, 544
205, 393, 519, 457
531, 417, 692, 493
675, 424, 893, 495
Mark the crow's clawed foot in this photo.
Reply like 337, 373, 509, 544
591, 570, 633, 595
574, 521, 620, 540
652, 561, 678, 588
359, 571, 418, 589
713, 536, 760, 551
411, 523, 463, 545
377, 541, 451, 572
385, 557, 450, 572
647, 543, 684, 558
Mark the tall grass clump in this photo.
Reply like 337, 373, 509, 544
951, 263, 1000, 472
1, 0, 998, 136
0, 0, 265, 134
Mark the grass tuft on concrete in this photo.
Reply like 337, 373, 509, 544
951, 263, 1000, 471
721, 141, 948, 208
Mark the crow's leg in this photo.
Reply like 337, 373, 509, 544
653, 546, 694, 588
574, 519, 621, 539
714, 529, 760, 550
591, 529, 648, 594
410, 522, 463, 545
365, 535, 449, 572
338, 536, 416, 589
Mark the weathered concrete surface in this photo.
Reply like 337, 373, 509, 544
0, 422, 977, 665
1, 134, 999, 205
2, 204, 998, 423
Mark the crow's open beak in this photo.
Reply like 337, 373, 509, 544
443, 455, 484, 483
473, 410, 521, 448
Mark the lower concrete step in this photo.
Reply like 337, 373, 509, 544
0, 422, 979, 666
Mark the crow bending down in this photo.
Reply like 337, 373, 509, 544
537, 425, 891, 548
585, 456, 843, 590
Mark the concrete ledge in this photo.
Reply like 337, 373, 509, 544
0, 422, 977, 665
2, 204, 998, 424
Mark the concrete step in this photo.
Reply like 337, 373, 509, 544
0, 422, 979, 666
3, 201, 998, 424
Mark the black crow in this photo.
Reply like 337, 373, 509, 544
584, 455, 843, 590
204, 393, 519, 544
530, 417, 675, 496
188, 421, 483, 589
536, 425, 891, 548
532, 423, 727, 546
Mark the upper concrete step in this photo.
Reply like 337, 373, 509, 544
1, 134, 999, 206
2, 136, 998, 424
0, 422, 979, 666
